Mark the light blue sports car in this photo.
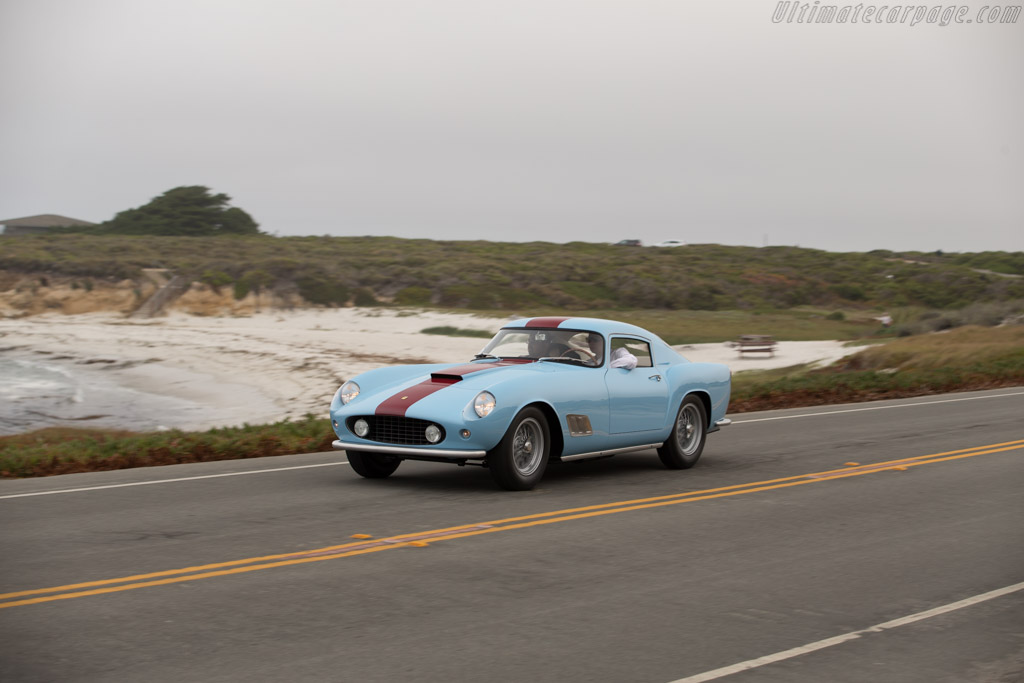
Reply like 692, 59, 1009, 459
330, 316, 731, 490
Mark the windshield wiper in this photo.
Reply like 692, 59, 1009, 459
474, 353, 501, 361
538, 356, 586, 365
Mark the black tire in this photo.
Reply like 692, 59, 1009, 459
346, 450, 402, 479
488, 407, 550, 491
657, 396, 707, 470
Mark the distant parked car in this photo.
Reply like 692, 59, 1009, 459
614, 239, 643, 247
652, 240, 687, 248
330, 316, 732, 490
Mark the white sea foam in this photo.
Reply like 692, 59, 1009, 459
0, 353, 242, 435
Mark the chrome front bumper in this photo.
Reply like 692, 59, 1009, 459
332, 439, 487, 459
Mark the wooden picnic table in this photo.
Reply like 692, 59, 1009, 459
736, 334, 777, 357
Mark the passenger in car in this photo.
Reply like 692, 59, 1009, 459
610, 346, 638, 370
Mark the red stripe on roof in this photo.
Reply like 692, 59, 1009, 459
525, 317, 569, 328
373, 361, 529, 417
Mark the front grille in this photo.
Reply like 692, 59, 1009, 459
348, 416, 444, 445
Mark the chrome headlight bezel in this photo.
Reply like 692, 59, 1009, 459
340, 381, 360, 405
473, 391, 496, 418
425, 424, 442, 443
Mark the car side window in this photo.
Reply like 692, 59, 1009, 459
610, 338, 653, 368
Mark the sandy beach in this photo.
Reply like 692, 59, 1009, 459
0, 310, 859, 433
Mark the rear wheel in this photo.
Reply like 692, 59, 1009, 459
657, 396, 707, 469
346, 450, 402, 479
488, 407, 550, 491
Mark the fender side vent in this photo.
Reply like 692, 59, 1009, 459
566, 414, 593, 437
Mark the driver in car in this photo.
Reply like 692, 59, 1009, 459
567, 332, 604, 366
527, 333, 552, 358
528, 332, 574, 358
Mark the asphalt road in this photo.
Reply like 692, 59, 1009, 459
1, 388, 1022, 682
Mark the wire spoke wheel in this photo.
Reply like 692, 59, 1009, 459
657, 396, 707, 470
674, 403, 703, 456
489, 407, 550, 490
512, 417, 545, 477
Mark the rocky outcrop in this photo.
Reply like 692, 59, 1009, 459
0, 275, 153, 316
0, 272, 306, 318
130, 275, 191, 318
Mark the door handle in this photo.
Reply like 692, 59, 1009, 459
649, 375, 662, 381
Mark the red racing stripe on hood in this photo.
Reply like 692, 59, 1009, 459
374, 360, 529, 417
525, 317, 569, 328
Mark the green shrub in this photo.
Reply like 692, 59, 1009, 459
394, 286, 433, 306
0, 415, 334, 478
829, 284, 866, 301
353, 287, 379, 306
296, 276, 349, 306
200, 269, 233, 289
439, 284, 500, 308
421, 326, 494, 338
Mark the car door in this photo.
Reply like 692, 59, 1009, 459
606, 337, 669, 434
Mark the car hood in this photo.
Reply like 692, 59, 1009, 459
355, 359, 559, 417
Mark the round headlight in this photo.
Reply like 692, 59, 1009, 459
473, 391, 496, 418
353, 419, 369, 437
340, 381, 360, 405
425, 424, 442, 443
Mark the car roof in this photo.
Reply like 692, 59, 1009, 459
502, 316, 658, 340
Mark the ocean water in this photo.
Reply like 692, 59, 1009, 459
0, 353, 224, 435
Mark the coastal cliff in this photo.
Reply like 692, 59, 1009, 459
0, 272, 306, 318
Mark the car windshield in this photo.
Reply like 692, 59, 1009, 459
477, 328, 601, 365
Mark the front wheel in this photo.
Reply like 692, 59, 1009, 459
657, 396, 707, 469
488, 407, 550, 491
346, 450, 402, 479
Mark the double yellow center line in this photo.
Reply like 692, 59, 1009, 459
3, 439, 1022, 610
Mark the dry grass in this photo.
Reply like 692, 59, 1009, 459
0, 427, 140, 454
838, 325, 1024, 371
729, 325, 1024, 412
0, 416, 335, 478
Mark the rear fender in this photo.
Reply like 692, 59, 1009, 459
665, 363, 731, 425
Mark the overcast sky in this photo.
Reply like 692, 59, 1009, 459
1, 0, 1021, 252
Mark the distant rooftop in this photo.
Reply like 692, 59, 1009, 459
0, 214, 96, 228
1, 214, 96, 235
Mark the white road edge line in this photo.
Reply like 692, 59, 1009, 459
731, 390, 1024, 424
668, 580, 1024, 683
0, 461, 349, 500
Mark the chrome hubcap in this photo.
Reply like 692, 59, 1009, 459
675, 404, 702, 456
512, 418, 544, 476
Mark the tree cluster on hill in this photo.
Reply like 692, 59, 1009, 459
92, 186, 261, 236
